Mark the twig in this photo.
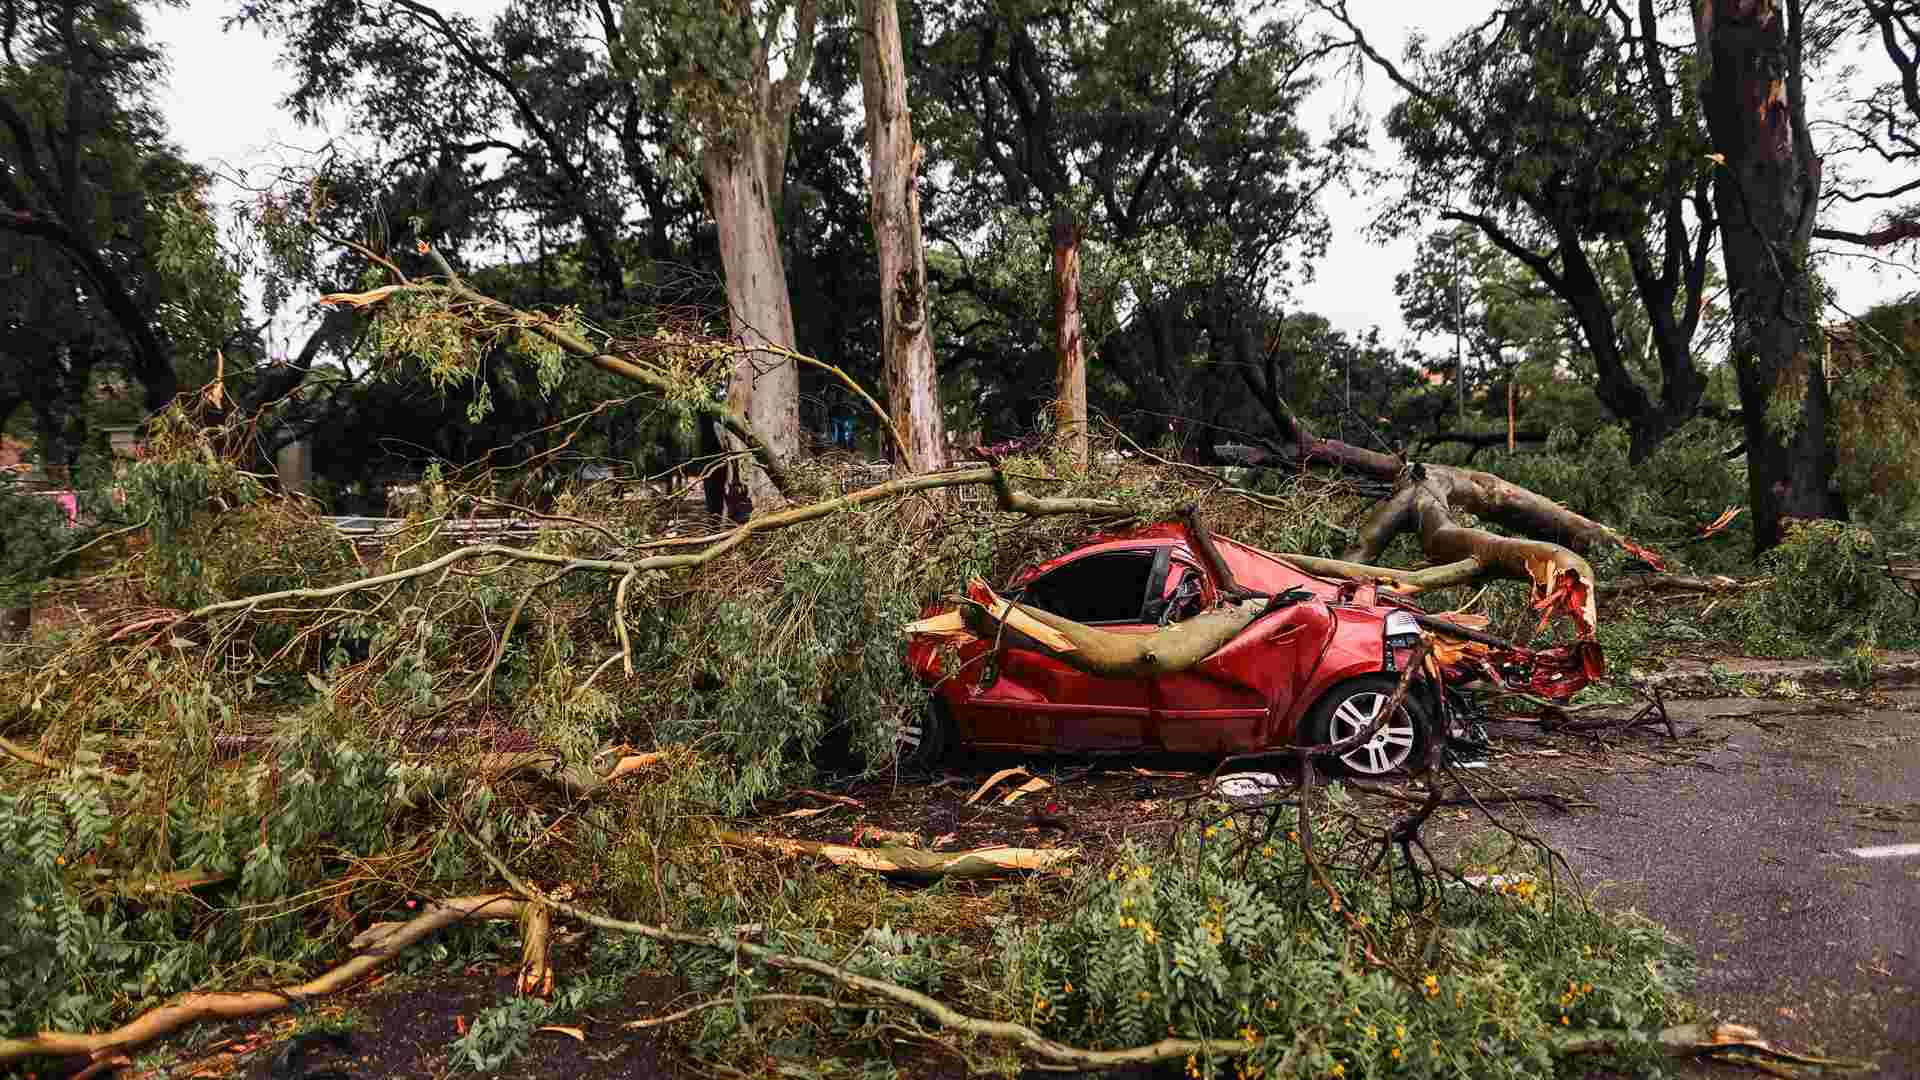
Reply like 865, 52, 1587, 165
622, 993, 872, 1030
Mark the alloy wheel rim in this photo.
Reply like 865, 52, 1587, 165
1328, 691, 1416, 775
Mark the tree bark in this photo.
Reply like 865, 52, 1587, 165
1050, 205, 1088, 469
691, 0, 821, 509
1694, 0, 1844, 552
860, 0, 947, 473
704, 136, 802, 508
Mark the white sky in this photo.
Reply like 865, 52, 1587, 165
146, 0, 1920, 350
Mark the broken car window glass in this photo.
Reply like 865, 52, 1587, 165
1019, 550, 1156, 625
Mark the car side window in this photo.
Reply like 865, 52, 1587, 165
1018, 550, 1157, 625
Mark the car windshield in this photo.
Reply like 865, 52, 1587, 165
1019, 550, 1155, 625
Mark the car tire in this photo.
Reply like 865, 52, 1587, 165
895, 693, 952, 771
1301, 675, 1430, 778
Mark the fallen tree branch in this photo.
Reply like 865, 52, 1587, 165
0, 735, 58, 770
714, 830, 1075, 880
622, 993, 873, 1031
0, 894, 529, 1067
325, 251, 798, 499
1597, 573, 1753, 596
1557, 1021, 1872, 1073
518, 902, 554, 997
949, 578, 1270, 678
468, 844, 1275, 1071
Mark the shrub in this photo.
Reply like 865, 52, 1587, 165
996, 805, 1692, 1079
0, 730, 530, 1038
1741, 520, 1919, 656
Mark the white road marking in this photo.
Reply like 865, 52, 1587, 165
1848, 843, 1920, 859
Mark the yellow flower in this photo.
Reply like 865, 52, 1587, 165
1288, 830, 1299, 842
1391, 1047, 1402, 1060
1394, 1024, 1406, 1040
1330, 1064, 1345, 1078
1262, 845, 1275, 857
1239, 1024, 1258, 1044
1561, 1015, 1570, 1026
1138, 990, 1153, 1002
1581, 983, 1593, 994
1422, 974, 1440, 997
1186, 1053, 1201, 1079
1064, 981, 1074, 994
1204, 826, 1218, 839
1363, 1024, 1378, 1040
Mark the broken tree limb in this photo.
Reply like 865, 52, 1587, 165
393, 750, 667, 808
953, 579, 1268, 679
1557, 1021, 1872, 1073
324, 272, 798, 500
0, 895, 529, 1067
518, 902, 554, 998
1179, 505, 1251, 599
1597, 573, 1753, 596
470, 844, 1284, 1072
714, 830, 1075, 879
1278, 554, 1486, 594
1347, 465, 1605, 638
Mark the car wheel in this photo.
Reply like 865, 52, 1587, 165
1302, 676, 1429, 777
895, 693, 952, 771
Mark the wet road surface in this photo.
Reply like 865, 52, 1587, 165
1524, 690, 1920, 1074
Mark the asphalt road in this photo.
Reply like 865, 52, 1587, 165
1521, 689, 1920, 1075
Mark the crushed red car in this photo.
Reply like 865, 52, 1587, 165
903, 523, 1598, 776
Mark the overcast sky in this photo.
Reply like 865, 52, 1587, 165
146, 1, 1920, 350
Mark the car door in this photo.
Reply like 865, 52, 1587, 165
965, 548, 1163, 751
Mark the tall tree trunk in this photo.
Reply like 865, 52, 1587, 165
703, 129, 802, 509
1050, 205, 1087, 469
1694, 0, 1842, 552
859, 0, 946, 473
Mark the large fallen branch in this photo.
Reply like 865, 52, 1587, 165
918, 578, 1272, 679
0, 895, 529, 1067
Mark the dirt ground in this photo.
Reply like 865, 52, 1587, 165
31, 675, 1905, 1080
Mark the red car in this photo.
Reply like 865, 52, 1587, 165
903, 523, 1438, 777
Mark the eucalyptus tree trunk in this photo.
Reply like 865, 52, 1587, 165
859, 0, 946, 472
1694, 0, 1843, 552
1051, 205, 1088, 469
694, 0, 822, 509
703, 133, 801, 507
